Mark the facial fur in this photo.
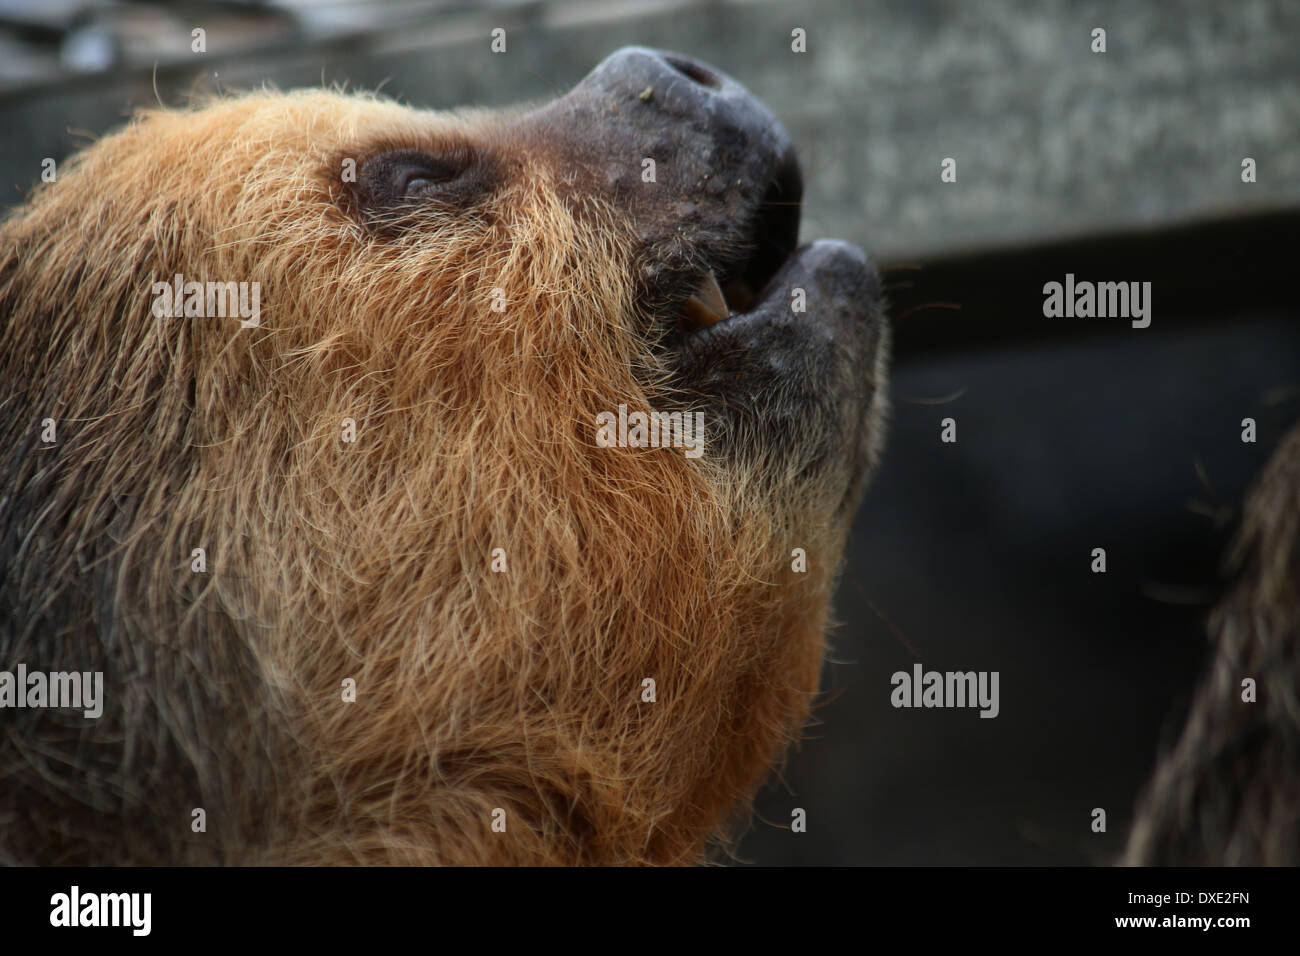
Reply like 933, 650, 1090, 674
0, 50, 888, 865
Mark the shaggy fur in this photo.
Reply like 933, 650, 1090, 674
0, 90, 882, 864
1126, 423, 1300, 865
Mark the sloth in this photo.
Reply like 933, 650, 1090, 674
1125, 424, 1300, 866
0, 48, 888, 864
1, 43, 1288, 868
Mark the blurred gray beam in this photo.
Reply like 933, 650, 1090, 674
1, 0, 1297, 260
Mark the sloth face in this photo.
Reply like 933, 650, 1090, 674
343, 47, 888, 504
0, 48, 889, 865
528, 48, 889, 489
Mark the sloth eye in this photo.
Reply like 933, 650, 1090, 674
397, 164, 457, 197
351, 147, 489, 222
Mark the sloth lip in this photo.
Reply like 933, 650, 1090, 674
674, 152, 803, 334
671, 238, 881, 361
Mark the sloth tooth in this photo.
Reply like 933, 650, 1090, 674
680, 270, 730, 330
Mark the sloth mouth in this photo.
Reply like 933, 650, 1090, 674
537, 44, 886, 469
672, 154, 803, 337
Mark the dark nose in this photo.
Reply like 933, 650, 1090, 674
559, 47, 792, 166
587, 47, 744, 110
522, 46, 797, 224
655, 51, 726, 89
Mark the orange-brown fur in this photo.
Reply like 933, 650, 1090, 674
0, 91, 874, 864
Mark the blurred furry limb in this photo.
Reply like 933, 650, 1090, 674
1127, 425, 1300, 865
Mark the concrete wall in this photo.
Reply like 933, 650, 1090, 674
2, 0, 1298, 259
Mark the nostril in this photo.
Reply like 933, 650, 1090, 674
661, 53, 722, 89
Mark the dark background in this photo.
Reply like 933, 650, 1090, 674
742, 225, 1300, 864
1, 0, 1298, 865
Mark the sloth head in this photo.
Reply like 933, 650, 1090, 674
0, 48, 888, 864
